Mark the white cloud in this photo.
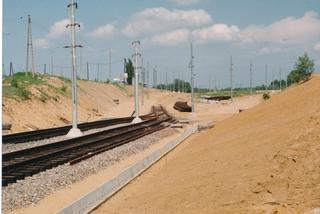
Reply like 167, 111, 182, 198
89, 24, 115, 39
258, 47, 282, 55
314, 42, 320, 51
146, 10, 320, 48
123, 7, 212, 37
34, 38, 50, 48
151, 28, 190, 46
47, 19, 70, 39
192, 24, 241, 43
34, 18, 84, 49
169, 0, 201, 5
242, 11, 320, 44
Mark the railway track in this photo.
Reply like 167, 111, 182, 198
2, 111, 172, 186
2, 113, 155, 144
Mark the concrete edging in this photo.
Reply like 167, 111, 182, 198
56, 125, 198, 214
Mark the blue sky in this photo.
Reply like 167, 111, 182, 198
3, 0, 320, 88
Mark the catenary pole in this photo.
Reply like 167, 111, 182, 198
66, 0, 83, 138
190, 42, 195, 112
230, 56, 233, 102
132, 41, 142, 123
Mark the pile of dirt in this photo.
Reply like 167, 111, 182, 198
93, 75, 320, 214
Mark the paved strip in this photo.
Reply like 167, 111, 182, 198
56, 125, 198, 214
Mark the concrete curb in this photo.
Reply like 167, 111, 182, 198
56, 125, 198, 214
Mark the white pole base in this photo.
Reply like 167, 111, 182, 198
66, 127, 83, 138
132, 117, 142, 124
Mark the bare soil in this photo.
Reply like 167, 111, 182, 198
92, 75, 320, 214
2, 76, 261, 133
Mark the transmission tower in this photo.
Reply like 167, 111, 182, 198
26, 14, 35, 76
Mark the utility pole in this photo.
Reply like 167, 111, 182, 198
153, 66, 157, 88
65, 0, 83, 138
189, 42, 195, 112
26, 14, 35, 77
43, 64, 46, 74
272, 69, 274, 91
165, 70, 168, 91
279, 66, 282, 90
250, 62, 253, 95
97, 63, 100, 82
51, 54, 54, 75
86, 61, 89, 80
132, 40, 142, 123
265, 64, 268, 91
146, 61, 149, 99
9, 62, 14, 76
230, 56, 233, 102
109, 48, 111, 81
2, 64, 5, 76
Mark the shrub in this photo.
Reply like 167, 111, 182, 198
10, 79, 18, 88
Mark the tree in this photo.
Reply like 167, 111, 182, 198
125, 59, 134, 85
287, 53, 314, 84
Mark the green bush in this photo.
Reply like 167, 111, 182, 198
287, 53, 314, 85
10, 78, 18, 87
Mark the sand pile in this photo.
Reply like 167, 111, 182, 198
93, 75, 320, 214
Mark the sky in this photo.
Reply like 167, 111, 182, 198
2, 0, 320, 88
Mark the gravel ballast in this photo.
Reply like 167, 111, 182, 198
2, 127, 180, 212
2, 122, 132, 154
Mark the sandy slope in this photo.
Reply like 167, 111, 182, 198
93, 76, 320, 214
2, 76, 261, 133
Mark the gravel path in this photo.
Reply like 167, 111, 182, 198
2, 127, 180, 212
2, 122, 132, 154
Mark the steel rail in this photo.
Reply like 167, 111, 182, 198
2, 114, 172, 186
2, 112, 155, 144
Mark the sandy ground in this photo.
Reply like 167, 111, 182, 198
92, 76, 320, 214
2, 76, 263, 213
2, 76, 261, 133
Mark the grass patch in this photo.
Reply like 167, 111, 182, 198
197, 90, 255, 98
3, 85, 31, 100
57, 76, 71, 83
2, 72, 71, 102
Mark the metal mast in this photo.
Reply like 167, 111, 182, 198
146, 61, 150, 99
132, 40, 142, 123
43, 64, 47, 74
279, 66, 282, 90
109, 48, 111, 81
230, 56, 233, 102
9, 62, 14, 76
26, 14, 35, 76
51, 54, 54, 75
66, 0, 83, 138
250, 62, 253, 95
265, 64, 268, 91
189, 42, 195, 112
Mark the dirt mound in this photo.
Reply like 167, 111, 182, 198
94, 75, 320, 214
